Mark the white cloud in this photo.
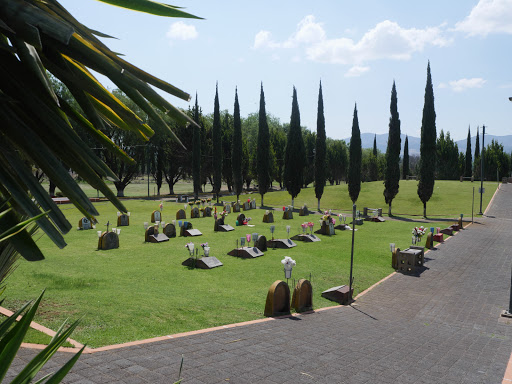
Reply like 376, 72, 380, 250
166, 21, 198, 41
345, 65, 370, 77
455, 0, 512, 36
252, 16, 452, 72
439, 78, 486, 92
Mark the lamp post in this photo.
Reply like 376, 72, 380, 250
478, 125, 486, 215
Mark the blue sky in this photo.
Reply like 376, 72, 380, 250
60, 0, 512, 141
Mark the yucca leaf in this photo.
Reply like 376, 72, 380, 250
0, 290, 44, 382
0, 300, 31, 340
0, 210, 48, 244
42, 345, 85, 384
94, 0, 202, 19
0, 148, 72, 234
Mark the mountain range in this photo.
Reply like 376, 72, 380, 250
343, 133, 512, 156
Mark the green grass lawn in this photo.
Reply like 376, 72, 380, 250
3, 181, 497, 347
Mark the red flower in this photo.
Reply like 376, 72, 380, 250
283, 206, 285, 211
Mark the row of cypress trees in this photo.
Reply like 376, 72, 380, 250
192, 62, 438, 217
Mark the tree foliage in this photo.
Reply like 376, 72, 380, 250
314, 81, 327, 205
464, 126, 472, 178
402, 135, 410, 179
212, 83, 222, 198
417, 62, 437, 217
348, 104, 362, 203
283, 87, 305, 202
232, 88, 243, 199
192, 93, 201, 198
383, 81, 401, 214
436, 130, 459, 180
257, 84, 271, 203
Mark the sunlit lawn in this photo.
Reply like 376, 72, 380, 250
4, 180, 497, 347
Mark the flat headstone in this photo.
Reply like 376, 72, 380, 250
291, 234, 321, 242
321, 285, 353, 305
227, 247, 264, 258
184, 229, 202, 237
371, 216, 386, 222
182, 256, 223, 269
267, 239, 297, 249
149, 233, 170, 243
218, 224, 235, 232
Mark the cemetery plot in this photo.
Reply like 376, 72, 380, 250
291, 279, 313, 312
299, 205, 309, 216
98, 231, 119, 250
267, 238, 297, 249
151, 210, 162, 223
321, 285, 353, 305
291, 234, 321, 242
227, 246, 264, 258
182, 256, 223, 269
78, 217, 93, 230
264, 280, 290, 317
262, 211, 274, 223
117, 213, 130, 226
145, 226, 169, 243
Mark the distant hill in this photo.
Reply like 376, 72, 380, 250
343, 133, 512, 156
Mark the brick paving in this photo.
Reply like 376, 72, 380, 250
6, 185, 512, 383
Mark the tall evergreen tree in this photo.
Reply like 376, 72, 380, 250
283, 87, 306, 206
383, 81, 401, 216
212, 83, 222, 202
232, 88, 243, 200
314, 81, 327, 211
348, 104, 362, 203
464, 126, 472, 178
373, 134, 378, 156
257, 83, 271, 207
474, 126, 480, 178
417, 62, 437, 218
192, 93, 201, 199
402, 135, 410, 179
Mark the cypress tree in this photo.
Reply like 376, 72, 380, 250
402, 135, 410, 179
212, 83, 222, 202
283, 87, 305, 206
314, 81, 326, 211
192, 93, 201, 199
465, 126, 472, 178
257, 83, 271, 207
232, 88, 243, 201
383, 81, 401, 216
348, 103, 362, 203
474, 125, 480, 176
417, 62, 437, 218
373, 134, 378, 156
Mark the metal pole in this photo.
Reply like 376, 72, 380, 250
509, 264, 512, 314
472, 187, 474, 224
349, 204, 356, 301
479, 125, 485, 214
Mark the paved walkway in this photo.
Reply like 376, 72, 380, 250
7, 185, 512, 383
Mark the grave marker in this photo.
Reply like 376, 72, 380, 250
151, 210, 162, 223
264, 280, 290, 317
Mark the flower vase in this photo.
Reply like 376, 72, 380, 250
204, 247, 210, 257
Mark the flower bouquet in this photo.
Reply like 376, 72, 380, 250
412, 226, 426, 244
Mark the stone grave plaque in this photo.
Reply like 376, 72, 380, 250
315, 221, 335, 236
224, 204, 231, 213
233, 203, 240, 213
321, 285, 353, 305
251, 199, 256, 209
291, 234, 321, 242
264, 280, 290, 317
145, 225, 157, 242
117, 214, 129, 227
99, 231, 119, 250
267, 238, 297, 249
282, 210, 293, 220
243, 201, 250, 211
371, 216, 386, 222
151, 210, 162, 223
176, 209, 186, 220
263, 212, 274, 223
255, 235, 268, 251
191, 207, 200, 219
440, 227, 453, 236
334, 224, 350, 231
425, 232, 433, 249
182, 256, 223, 269
145, 226, 169, 243
182, 228, 202, 237
203, 207, 212, 217
163, 223, 176, 238
292, 279, 313, 312
79, 217, 92, 230
227, 246, 264, 258
450, 223, 460, 232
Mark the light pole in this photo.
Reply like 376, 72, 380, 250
478, 124, 485, 215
